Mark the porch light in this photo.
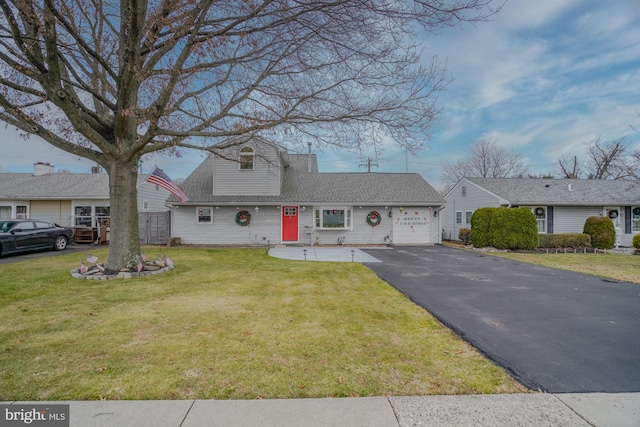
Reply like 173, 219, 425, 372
255, 206, 259, 213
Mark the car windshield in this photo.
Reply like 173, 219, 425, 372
0, 221, 16, 232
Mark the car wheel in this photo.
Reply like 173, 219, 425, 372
54, 236, 68, 251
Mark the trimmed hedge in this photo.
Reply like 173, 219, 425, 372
583, 216, 615, 249
538, 233, 591, 249
458, 228, 471, 245
470, 207, 539, 250
633, 234, 640, 250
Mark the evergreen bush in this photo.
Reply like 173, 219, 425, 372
538, 234, 591, 249
632, 234, 640, 250
469, 208, 492, 248
583, 216, 615, 249
470, 207, 538, 250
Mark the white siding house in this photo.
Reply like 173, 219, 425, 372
443, 178, 640, 247
167, 137, 445, 246
0, 164, 173, 244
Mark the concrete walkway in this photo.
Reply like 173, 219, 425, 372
269, 246, 383, 262
3, 393, 639, 426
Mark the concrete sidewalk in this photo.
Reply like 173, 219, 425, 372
3, 393, 639, 426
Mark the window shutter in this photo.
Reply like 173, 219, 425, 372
547, 206, 554, 234
625, 206, 632, 234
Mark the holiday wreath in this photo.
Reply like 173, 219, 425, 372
235, 210, 251, 226
608, 209, 618, 219
366, 211, 381, 226
534, 207, 545, 217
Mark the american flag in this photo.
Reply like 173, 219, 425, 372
80, 262, 87, 274
137, 260, 143, 273
87, 254, 98, 263
165, 256, 174, 267
96, 263, 105, 272
141, 251, 147, 261
146, 166, 189, 203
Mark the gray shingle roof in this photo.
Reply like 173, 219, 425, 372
0, 173, 109, 199
466, 178, 640, 205
0, 172, 157, 200
175, 153, 445, 205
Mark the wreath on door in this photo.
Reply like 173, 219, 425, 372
235, 210, 251, 226
366, 211, 382, 226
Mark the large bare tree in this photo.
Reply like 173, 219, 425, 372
0, 0, 500, 271
441, 137, 529, 186
555, 135, 635, 180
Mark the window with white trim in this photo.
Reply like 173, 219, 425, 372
531, 206, 546, 233
16, 205, 28, 219
455, 211, 462, 224
239, 147, 255, 170
632, 207, 640, 233
465, 210, 473, 225
197, 207, 213, 223
314, 207, 352, 230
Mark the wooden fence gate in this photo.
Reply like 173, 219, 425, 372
139, 211, 171, 245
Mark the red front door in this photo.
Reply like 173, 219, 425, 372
282, 206, 299, 242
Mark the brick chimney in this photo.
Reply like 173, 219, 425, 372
33, 162, 54, 176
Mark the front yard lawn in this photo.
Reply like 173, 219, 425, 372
0, 247, 525, 400
489, 252, 640, 284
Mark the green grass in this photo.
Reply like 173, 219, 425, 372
488, 252, 640, 284
0, 247, 525, 400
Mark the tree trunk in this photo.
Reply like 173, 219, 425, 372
105, 158, 141, 272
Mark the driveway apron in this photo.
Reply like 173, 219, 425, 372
362, 246, 640, 393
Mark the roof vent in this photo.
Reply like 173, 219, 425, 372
33, 162, 54, 176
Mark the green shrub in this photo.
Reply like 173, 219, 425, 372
633, 234, 640, 250
458, 228, 471, 245
470, 207, 538, 250
583, 216, 615, 249
469, 208, 492, 248
538, 234, 591, 249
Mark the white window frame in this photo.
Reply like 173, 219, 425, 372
239, 147, 255, 170
197, 207, 213, 224
632, 207, 640, 233
455, 211, 463, 225
314, 207, 352, 230
16, 205, 28, 219
530, 206, 546, 233
465, 210, 473, 225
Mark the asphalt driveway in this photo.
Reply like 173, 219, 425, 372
362, 245, 640, 393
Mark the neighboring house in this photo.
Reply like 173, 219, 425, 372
443, 177, 640, 247
167, 137, 445, 246
0, 162, 172, 243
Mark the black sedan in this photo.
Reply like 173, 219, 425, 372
0, 220, 74, 256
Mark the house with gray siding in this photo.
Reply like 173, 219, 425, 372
0, 162, 172, 243
167, 137, 445, 246
443, 177, 640, 247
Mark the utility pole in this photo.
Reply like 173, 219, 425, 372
359, 157, 378, 173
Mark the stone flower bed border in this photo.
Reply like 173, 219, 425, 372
71, 264, 174, 280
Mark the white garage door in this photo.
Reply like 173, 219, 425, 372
392, 207, 432, 244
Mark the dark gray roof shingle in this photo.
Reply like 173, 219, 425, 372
174, 153, 444, 205
466, 178, 640, 205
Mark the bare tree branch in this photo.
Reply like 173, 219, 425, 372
440, 137, 529, 186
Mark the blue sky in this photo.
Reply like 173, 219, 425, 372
1, 0, 639, 190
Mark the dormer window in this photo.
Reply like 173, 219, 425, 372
239, 147, 254, 170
